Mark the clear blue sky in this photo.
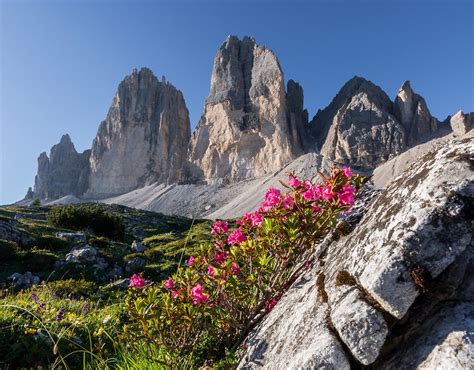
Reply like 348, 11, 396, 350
1, 0, 473, 204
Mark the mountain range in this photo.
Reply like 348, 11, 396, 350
24, 36, 472, 216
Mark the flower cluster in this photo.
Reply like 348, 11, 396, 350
125, 167, 365, 364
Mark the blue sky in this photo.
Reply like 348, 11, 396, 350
1, 0, 473, 204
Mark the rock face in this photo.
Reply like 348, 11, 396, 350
187, 36, 306, 183
87, 68, 191, 197
394, 80, 438, 145
450, 110, 472, 136
309, 77, 406, 171
239, 137, 473, 368
33, 134, 90, 200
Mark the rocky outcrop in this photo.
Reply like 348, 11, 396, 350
239, 137, 473, 368
33, 134, 90, 200
450, 110, 472, 136
309, 77, 406, 171
187, 36, 305, 183
394, 80, 438, 145
87, 68, 191, 197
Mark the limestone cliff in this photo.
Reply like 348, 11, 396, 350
187, 36, 306, 183
87, 68, 191, 197
309, 77, 406, 171
394, 80, 438, 145
33, 134, 90, 200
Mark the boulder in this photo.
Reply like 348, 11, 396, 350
65, 245, 98, 263
125, 257, 147, 273
8, 272, 40, 289
0, 219, 35, 247
131, 240, 147, 253
238, 137, 473, 368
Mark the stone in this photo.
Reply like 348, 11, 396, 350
8, 272, 40, 289
87, 68, 191, 197
131, 240, 147, 253
33, 134, 90, 200
55, 232, 86, 243
65, 245, 98, 264
187, 36, 305, 183
450, 110, 472, 136
309, 76, 406, 171
125, 257, 147, 273
0, 219, 35, 247
238, 268, 350, 370
394, 80, 438, 145
238, 137, 474, 367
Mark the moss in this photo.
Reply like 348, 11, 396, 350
410, 265, 432, 293
46, 279, 98, 299
316, 272, 328, 302
335, 270, 356, 287
36, 235, 69, 251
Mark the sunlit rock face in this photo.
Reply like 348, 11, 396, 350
87, 68, 191, 197
187, 36, 307, 183
309, 76, 406, 171
33, 134, 90, 200
394, 80, 438, 145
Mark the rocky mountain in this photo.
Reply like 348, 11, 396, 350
25, 36, 470, 208
239, 136, 473, 369
33, 134, 90, 200
187, 36, 307, 182
308, 77, 440, 171
87, 68, 191, 197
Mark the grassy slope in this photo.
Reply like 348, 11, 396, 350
0, 203, 213, 368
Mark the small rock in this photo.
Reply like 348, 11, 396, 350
131, 240, 147, 253
55, 232, 87, 243
8, 271, 40, 289
65, 245, 98, 264
125, 257, 146, 273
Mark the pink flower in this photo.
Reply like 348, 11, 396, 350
164, 277, 174, 290
214, 251, 228, 266
322, 184, 335, 200
187, 256, 195, 267
265, 298, 278, 313
288, 175, 301, 188
231, 262, 241, 276
211, 220, 229, 235
190, 283, 208, 305
312, 204, 322, 213
302, 189, 313, 201
171, 290, 179, 300
343, 167, 352, 178
339, 184, 356, 206
227, 229, 247, 246
129, 274, 145, 289
207, 266, 216, 277
303, 180, 312, 190
237, 213, 252, 227
282, 194, 295, 209
250, 211, 263, 227
261, 187, 281, 210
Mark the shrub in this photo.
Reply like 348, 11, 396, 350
36, 235, 69, 251
125, 167, 366, 366
31, 199, 41, 207
23, 248, 58, 271
47, 204, 124, 240
46, 279, 98, 298
0, 240, 19, 261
